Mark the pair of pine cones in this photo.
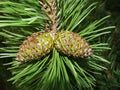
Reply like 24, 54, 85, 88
16, 31, 92, 62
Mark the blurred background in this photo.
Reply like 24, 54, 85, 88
0, 0, 120, 90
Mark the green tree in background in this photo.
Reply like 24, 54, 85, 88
89, 0, 120, 90
0, 0, 119, 90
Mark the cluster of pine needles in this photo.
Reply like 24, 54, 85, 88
0, 0, 115, 90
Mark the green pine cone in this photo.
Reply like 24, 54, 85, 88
54, 31, 92, 58
16, 32, 54, 62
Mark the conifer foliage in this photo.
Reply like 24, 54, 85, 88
0, 0, 115, 90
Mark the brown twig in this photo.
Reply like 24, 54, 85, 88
39, 0, 58, 37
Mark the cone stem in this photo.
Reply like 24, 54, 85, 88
40, 0, 58, 36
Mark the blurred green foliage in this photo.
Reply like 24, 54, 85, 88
92, 0, 120, 90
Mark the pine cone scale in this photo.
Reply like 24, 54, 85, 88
16, 32, 54, 62
54, 31, 92, 58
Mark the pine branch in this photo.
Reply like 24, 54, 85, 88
0, 0, 115, 90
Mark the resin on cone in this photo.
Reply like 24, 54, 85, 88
55, 31, 92, 58
16, 31, 54, 62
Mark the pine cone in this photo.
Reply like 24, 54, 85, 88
16, 32, 54, 62
54, 31, 92, 58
